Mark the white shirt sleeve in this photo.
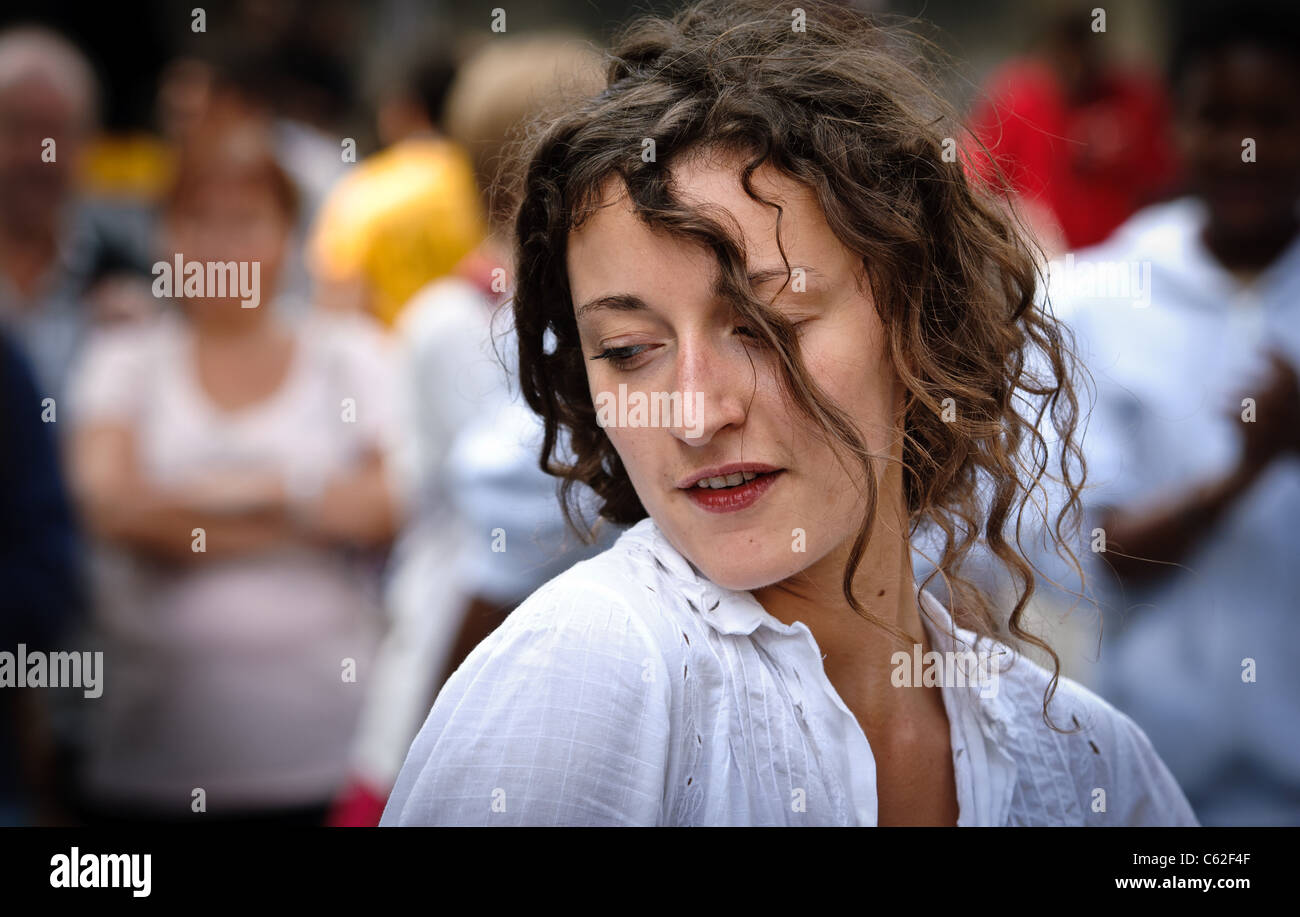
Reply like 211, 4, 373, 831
1060, 681, 1200, 826
1105, 709, 1200, 826
379, 577, 674, 826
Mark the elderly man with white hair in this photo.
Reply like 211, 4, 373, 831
0, 26, 151, 405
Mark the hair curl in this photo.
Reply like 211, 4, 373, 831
510, 0, 1087, 729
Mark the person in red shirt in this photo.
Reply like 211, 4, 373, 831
968, 8, 1180, 252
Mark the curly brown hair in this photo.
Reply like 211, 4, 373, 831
510, 0, 1087, 727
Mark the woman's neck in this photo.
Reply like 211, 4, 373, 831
753, 511, 922, 646
756, 444, 921, 631
756, 524, 934, 730
190, 306, 280, 344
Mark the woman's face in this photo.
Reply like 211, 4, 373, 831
567, 149, 904, 592
161, 176, 290, 326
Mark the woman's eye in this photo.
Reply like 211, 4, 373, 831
590, 344, 649, 370
736, 320, 810, 342
735, 325, 772, 345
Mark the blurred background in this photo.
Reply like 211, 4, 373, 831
0, 0, 1296, 827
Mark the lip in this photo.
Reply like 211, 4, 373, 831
681, 468, 784, 514
676, 462, 783, 490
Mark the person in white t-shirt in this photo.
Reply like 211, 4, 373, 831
330, 37, 613, 824
65, 117, 407, 823
382, 1, 1195, 827
1050, 3, 1300, 825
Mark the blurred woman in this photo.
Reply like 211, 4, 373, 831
67, 116, 405, 824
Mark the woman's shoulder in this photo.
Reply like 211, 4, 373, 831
385, 524, 681, 825
67, 313, 185, 421
82, 309, 185, 355
996, 652, 1199, 825
460, 522, 688, 677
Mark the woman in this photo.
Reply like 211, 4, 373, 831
382, 0, 1197, 826
67, 116, 406, 824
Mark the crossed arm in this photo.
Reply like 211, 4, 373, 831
69, 424, 402, 563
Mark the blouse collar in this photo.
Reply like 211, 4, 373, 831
620, 515, 1021, 733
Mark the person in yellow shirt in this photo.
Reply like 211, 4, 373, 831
307, 52, 484, 326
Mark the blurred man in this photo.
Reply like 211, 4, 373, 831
1056, 0, 1300, 825
0, 26, 156, 827
0, 329, 84, 824
0, 27, 97, 402
0, 26, 154, 404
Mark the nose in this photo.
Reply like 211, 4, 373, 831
669, 332, 752, 446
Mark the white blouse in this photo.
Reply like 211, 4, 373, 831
382, 517, 1198, 826
68, 308, 403, 808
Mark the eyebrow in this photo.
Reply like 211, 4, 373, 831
575, 266, 819, 320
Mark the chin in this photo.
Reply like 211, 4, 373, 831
683, 540, 807, 593
647, 496, 817, 592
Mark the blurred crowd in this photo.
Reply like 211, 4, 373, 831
0, 0, 1296, 827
